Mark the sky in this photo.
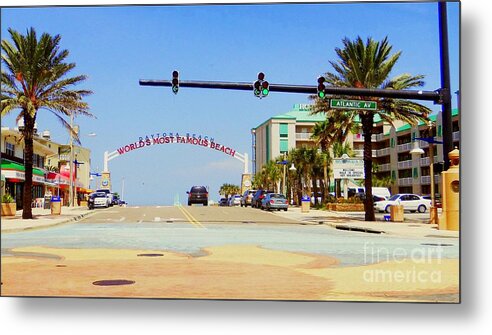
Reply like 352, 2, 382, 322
0, 1, 460, 206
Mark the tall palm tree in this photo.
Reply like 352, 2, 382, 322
1, 28, 92, 219
312, 36, 430, 221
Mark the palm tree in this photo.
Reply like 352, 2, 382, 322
219, 183, 240, 198
312, 36, 430, 221
1, 27, 93, 219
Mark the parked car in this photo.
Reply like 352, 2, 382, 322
422, 195, 443, 208
111, 194, 120, 206
261, 193, 288, 211
374, 193, 432, 213
240, 190, 257, 207
88, 192, 111, 209
187, 186, 208, 206
227, 194, 242, 206
251, 189, 274, 208
95, 189, 113, 207
355, 193, 387, 202
218, 198, 228, 206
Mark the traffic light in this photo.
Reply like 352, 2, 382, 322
172, 70, 179, 94
317, 76, 326, 99
261, 80, 269, 96
254, 72, 269, 98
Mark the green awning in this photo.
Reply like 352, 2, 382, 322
1, 159, 45, 176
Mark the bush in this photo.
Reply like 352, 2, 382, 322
2, 194, 14, 203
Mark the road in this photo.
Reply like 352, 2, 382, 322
1, 205, 459, 302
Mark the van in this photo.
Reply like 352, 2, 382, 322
347, 187, 391, 200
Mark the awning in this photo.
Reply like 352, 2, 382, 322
1, 159, 47, 183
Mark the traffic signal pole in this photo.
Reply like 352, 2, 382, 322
139, 79, 442, 102
438, 1, 454, 170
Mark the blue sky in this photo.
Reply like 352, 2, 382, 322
1, 1, 460, 205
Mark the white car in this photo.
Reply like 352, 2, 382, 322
374, 193, 432, 213
228, 194, 242, 206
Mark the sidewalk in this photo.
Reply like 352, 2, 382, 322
275, 207, 459, 239
1, 206, 94, 233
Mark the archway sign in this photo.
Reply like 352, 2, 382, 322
101, 132, 251, 193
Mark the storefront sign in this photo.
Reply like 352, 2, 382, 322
3, 170, 46, 183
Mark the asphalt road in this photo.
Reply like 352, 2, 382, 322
1, 205, 459, 302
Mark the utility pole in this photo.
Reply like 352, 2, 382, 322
439, 1, 453, 170
69, 113, 74, 207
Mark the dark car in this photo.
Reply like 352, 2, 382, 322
261, 193, 288, 211
187, 186, 208, 206
251, 189, 274, 208
355, 193, 386, 203
218, 198, 228, 206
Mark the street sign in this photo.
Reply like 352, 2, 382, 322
333, 156, 365, 179
330, 99, 377, 111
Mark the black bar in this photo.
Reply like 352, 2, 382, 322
139, 79, 441, 102
439, 1, 454, 170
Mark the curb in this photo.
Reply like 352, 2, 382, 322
1, 210, 97, 233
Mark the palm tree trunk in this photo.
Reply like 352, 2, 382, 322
362, 113, 375, 221
22, 113, 35, 219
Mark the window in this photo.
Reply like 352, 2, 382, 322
5, 142, 15, 156
280, 138, 289, 153
413, 167, 419, 179
390, 138, 395, 148
279, 123, 289, 138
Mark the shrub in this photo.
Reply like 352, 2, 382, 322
2, 194, 15, 203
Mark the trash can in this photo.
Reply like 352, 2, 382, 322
43, 195, 51, 209
301, 195, 311, 213
51, 196, 61, 215
390, 205, 404, 222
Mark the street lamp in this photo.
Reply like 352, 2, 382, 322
275, 155, 289, 196
410, 122, 443, 224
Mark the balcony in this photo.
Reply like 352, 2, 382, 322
453, 131, 460, 142
295, 132, 313, 140
421, 175, 442, 185
396, 142, 413, 152
376, 147, 391, 157
379, 163, 391, 172
353, 133, 384, 142
420, 157, 430, 166
353, 149, 377, 158
398, 177, 413, 186
397, 160, 413, 169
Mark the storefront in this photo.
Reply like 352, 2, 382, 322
1, 158, 48, 210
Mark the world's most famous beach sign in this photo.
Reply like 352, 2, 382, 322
116, 132, 238, 158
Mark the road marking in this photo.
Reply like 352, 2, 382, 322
176, 204, 205, 228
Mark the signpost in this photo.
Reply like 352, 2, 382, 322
333, 155, 365, 199
330, 99, 377, 111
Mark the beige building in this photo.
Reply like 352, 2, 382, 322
1, 123, 92, 208
251, 104, 325, 174
252, 103, 460, 197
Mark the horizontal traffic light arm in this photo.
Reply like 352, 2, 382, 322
139, 79, 443, 103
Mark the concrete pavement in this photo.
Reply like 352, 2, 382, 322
1, 206, 95, 233
273, 206, 459, 239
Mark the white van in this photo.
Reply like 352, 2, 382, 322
347, 187, 391, 199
